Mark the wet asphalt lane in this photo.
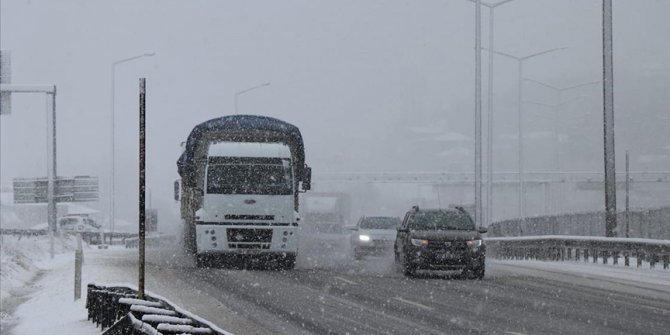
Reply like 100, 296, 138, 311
137, 245, 670, 335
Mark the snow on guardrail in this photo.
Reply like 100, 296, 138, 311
86, 283, 233, 335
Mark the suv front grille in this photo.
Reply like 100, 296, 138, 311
427, 240, 467, 250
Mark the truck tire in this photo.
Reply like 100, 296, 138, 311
183, 223, 196, 254
280, 254, 296, 270
195, 254, 208, 268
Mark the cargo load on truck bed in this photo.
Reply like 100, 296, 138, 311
177, 115, 307, 187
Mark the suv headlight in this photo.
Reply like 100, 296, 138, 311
410, 238, 429, 247
359, 234, 371, 242
466, 239, 483, 249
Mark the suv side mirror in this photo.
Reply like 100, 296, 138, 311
478, 227, 488, 234
173, 180, 180, 201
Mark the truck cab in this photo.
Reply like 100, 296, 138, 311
194, 142, 299, 268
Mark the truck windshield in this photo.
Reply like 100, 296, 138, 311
206, 158, 292, 195
407, 211, 474, 231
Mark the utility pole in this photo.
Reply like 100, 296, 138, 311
625, 151, 630, 238
138, 78, 146, 299
602, 0, 617, 237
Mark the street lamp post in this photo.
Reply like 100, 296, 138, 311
467, 0, 518, 230
486, 47, 566, 222
234, 82, 270, 114
110, 52, 154, 238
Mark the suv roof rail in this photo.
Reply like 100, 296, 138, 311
454, 206, 468, 214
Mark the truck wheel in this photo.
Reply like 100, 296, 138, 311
183, 223, 196, 254
195, 254, 208, 268
280, 254, 296, 270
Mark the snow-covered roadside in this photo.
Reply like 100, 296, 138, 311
1, 235, 236, 335
0, 235, 76, 302
0, 235, 99, 334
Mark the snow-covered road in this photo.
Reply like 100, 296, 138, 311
2, 236, 669, 334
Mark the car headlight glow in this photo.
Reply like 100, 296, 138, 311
466, 239, 483, 248
410, 238, 429, 247
359, 234, 371, 242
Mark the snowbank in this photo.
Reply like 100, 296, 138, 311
0, 235, 77, 301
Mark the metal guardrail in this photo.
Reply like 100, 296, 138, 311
486, 236, 670, 270
125, 234, 177, 249
0, 229, 140, 245
313, 171, 670, 184
0, 228, 48, 236
86, 284, 231, 335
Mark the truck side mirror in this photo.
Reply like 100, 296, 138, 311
302, 166, 312, 191
173, 180, 180, 201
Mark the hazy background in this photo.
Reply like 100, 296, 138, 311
1, 0, 668, 229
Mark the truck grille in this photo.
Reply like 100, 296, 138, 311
226, 228, 273, 243
224, 215, 275, 220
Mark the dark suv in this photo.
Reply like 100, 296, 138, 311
394, 206, 486, 279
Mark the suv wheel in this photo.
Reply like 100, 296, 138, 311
402, 255, 416, 277
463, 264, 485, 280
353, 248, 363, 260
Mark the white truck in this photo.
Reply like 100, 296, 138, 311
176, 115, 311, 269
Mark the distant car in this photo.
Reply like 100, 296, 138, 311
350, 216, 401, 260
394, 206, 486, 279
58, 216, 100, 233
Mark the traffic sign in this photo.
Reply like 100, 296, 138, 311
13, 176, 99, 203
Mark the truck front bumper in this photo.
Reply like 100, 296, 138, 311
195, 224, 298, 254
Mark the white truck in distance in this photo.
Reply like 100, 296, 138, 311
176, 115, 311, 269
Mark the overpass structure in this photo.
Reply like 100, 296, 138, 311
311, 171, 670, 225
313, 171, 670, 185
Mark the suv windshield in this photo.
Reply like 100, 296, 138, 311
407, 211, 475, 231
360, 217, 400, 229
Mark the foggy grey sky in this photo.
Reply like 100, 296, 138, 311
1, 0, 669, 222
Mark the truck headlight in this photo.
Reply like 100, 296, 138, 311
466, 239, 483, 249
410, 238, 429, 247
359, 235, 371, 242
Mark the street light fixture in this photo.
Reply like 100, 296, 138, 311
234, 82, 270, 114
485, 46, 567, 222
110, 52, 155, 238
523, 78, 600, 170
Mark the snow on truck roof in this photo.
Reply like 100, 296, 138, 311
177, 115, 306, 187
208, 142, 292, 159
